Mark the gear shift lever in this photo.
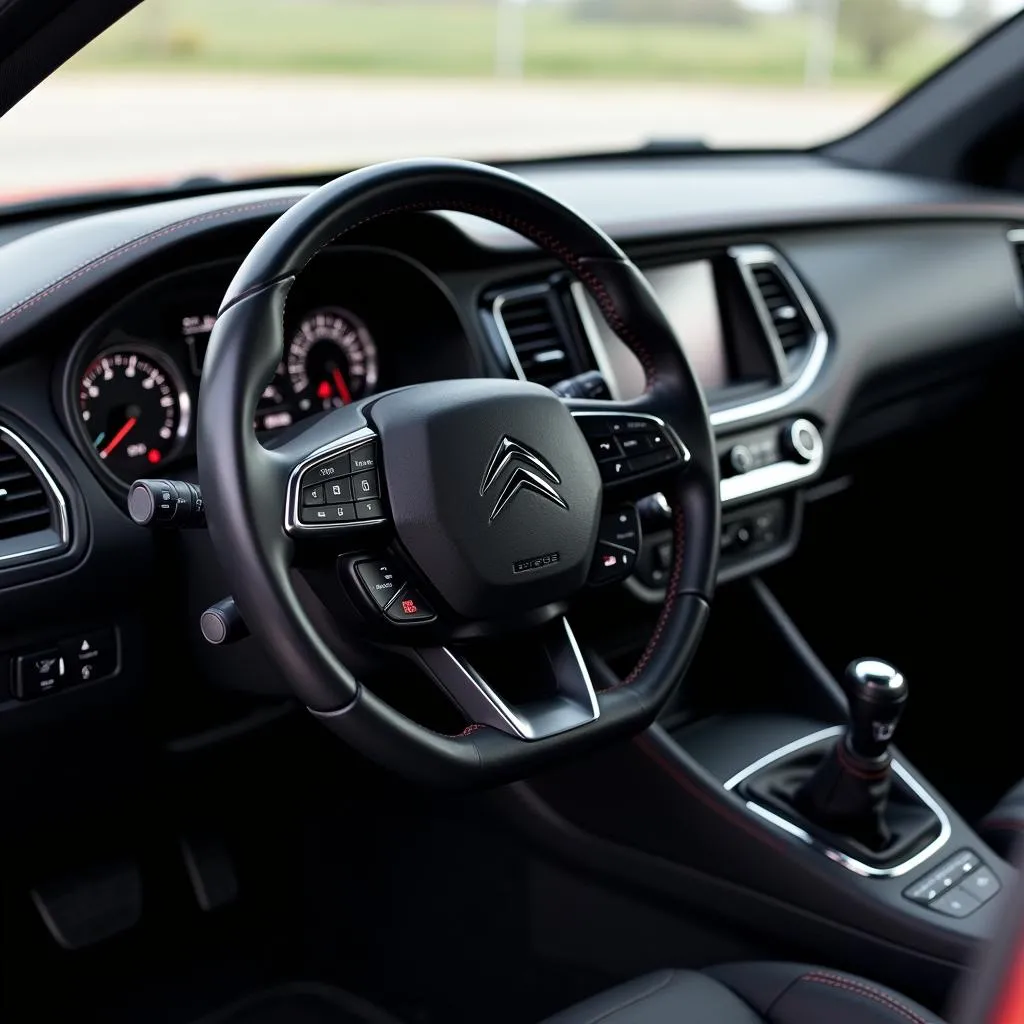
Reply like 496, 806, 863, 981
845, 659, 908, 763
795, 658, 908, 850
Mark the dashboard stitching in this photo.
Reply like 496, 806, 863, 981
273, 199, 659, 388
0, 199, 295, 329
602, 503, 686, 692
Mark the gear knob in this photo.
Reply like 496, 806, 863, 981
844, 659, 908, 762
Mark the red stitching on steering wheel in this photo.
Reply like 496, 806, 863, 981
303, 199, 659, 390
601, 503, 686, 692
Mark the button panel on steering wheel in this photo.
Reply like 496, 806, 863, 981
573, 411, 690, 486
286, 428, 388, 533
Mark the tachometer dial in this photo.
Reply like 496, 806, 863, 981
78, 348, 190, 482
287, 307, 378, 410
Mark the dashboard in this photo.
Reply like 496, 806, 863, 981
56, 247, 476, 488
0, 150, 1022, 739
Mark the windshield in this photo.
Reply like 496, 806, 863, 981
0, 0, 1020, 202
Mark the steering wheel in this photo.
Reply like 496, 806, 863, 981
198, 158, 719, 786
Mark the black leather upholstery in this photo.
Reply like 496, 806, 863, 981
979, 779, 1024, 859
542, 964, 945, 1024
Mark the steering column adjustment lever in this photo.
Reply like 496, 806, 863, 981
128, 479, 206, 528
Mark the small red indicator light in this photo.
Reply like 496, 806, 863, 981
402, 599, 418, 614
317, 380, 332, 400
147, 449, 162, 464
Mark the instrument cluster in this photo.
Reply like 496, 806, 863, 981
63, 258, 387, 488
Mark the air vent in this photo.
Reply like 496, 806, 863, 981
0, 426, 68, 566
750, 263, 813, 354
1009, 229, 1024, 286
493, 287, 573, 387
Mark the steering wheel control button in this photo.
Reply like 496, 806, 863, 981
349, 443, 377, 473
628, 449, 677, 474
11, 649, 65, 700
355, 498, 384, 520
60, 629, 118, 685
356, 560, 407, 609
600, 505, 641, 552
587, 435, 620, 461
302, 484, 326, 507
575, 413, 688, 486
599, 458, 630, 483
590, 541, 635, 585
325, 477, 354, 504
385, 587, 435, 623
302, 453, 351, 486
301, 503, 356, 525
351, 470, 379, 500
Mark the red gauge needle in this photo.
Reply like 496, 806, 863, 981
330, 365, 352, 405
100, 416, 137, 458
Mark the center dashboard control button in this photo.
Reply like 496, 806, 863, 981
325, 477, 354, 504
386, 587, 435, 623
60, 629, 117, 684
351, 471, 379, 499
349, 443, 377, 473
356, 560, 407, 609
301, 503, 356, 525
12, 649, 65, 700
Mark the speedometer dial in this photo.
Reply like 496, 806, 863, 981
287, 307, 378, 410
78, 348, 190, 482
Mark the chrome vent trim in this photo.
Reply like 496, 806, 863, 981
490, 284, 573, 387
0, 425, 70, 566
712, 246, 830, 428
1008, 229, 1024, 312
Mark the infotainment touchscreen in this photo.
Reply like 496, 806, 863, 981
580, 260, 728, 397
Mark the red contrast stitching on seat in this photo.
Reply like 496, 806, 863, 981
602, 504, 686, 692
458, 723, 486, 737
0, 199, 295, 328
800, 973, 934, 1024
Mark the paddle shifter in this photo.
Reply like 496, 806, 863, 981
797, 659, 908, 849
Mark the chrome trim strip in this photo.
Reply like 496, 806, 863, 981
284, 426, 386, 535
0, 424, 71, 564
720, 420, 824, 505
724, 725, 952, 879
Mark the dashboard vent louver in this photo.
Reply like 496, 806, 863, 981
494, 288, 572, 387
750, 264, 813, 354
1009, 231, 1024, 283
0, 426, 68, 565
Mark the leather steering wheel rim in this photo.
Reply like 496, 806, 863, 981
198, 158, 720, 786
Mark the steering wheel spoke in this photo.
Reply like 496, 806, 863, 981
413, 617, 599, 740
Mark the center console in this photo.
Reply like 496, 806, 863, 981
505, 580, 1013, 1008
